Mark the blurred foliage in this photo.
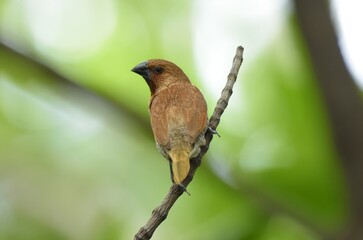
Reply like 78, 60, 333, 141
0, 0, 350, 239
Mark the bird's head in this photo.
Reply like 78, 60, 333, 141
132, 59, 190, 95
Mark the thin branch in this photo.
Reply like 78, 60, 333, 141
134, 46, 244, 240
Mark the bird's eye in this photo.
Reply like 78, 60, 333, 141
153, 67, 164, 74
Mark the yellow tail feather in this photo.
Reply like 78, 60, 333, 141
169, 148, 190, 184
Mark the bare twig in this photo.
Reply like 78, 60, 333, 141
134, 46, 244, 240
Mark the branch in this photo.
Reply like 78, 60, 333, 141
134, 46, 244, 240
293, 1, 363, 239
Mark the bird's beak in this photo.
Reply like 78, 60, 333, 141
132, 61, 150, 82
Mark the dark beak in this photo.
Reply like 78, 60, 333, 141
132, 61, 150, 81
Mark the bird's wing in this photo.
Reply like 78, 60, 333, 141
182, 85, 208, 142
149, 84, 207, 148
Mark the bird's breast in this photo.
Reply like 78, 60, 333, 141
149, 83, 207, 149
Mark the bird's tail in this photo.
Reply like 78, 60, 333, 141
169, 144, 191, 185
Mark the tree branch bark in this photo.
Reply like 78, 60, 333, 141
134, 46, 244, 240
293, 1, 363, 239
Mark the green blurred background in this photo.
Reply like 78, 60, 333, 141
0, 0, 361, 239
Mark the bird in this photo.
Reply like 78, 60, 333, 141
132, 59, 208, 187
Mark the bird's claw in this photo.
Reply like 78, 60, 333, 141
208, 127, 220, 137
178, 184, 191, 196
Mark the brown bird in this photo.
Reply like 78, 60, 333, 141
132, 59, 208, 186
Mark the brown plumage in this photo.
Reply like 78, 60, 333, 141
132, 59, 208, 185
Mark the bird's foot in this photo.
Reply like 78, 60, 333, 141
178, 184, 191, 196
208, 127, 220, 137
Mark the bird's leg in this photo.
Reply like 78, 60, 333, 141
168, 161, 174, 183
178, 184, 191, 196
208, 126, 220, 137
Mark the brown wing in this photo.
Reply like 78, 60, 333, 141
149, 90, 170, 147
183, 85, 208, 142
149, 83, 207, 148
